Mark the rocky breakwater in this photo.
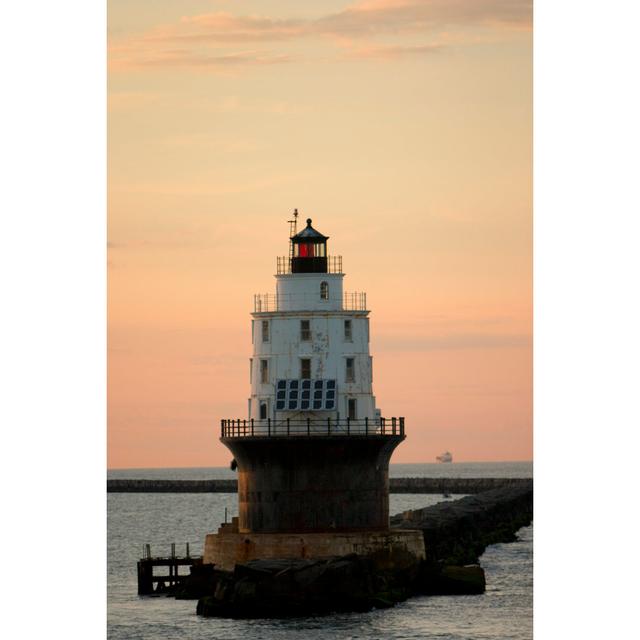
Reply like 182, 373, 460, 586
108, 477, 530, 494
390, 476, 531, 494
187, 481, 533, 618
391, 481, 534, 594
194, 549, 421, 618
107, 479, 237, 493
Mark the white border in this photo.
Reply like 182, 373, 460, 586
1, 1, 106, 635
2, 0, 640, 636
535, 1, 639, 636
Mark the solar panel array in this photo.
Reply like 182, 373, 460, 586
275, 379, 337, 411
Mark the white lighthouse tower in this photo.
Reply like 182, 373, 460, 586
249, 213, 378, 431
206, 212, 422, 569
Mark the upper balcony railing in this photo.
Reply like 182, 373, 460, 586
277, 255, 343, 275
253, 291, 367, 313
221, 417, 405, 438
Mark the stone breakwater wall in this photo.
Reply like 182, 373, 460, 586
107, 477, 531, 494
391, 480, 534, 567
186, 483, 533, 617
389, 477, 531, 494
107, 479, 237, 493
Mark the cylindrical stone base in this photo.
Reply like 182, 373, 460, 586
203, 525, 425, 572
222, 435, 405, 533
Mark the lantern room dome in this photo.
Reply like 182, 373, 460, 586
291, 218, 328, 242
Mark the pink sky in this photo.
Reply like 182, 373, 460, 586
108, 0, 532, 468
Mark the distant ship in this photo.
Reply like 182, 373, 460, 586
436, 451, 452, 463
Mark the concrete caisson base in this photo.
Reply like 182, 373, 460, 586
203, 518, 425, 571
224, 436, 405, 533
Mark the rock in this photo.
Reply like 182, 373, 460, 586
196, 595, 226, 617
196, 554, 418, 618
391, 482, 533, 566
419, 564, 486, 595
193, 485, 532, 617
174, 564, 216, 600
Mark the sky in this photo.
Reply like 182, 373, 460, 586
107, 0, 532, 468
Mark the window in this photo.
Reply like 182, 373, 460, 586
365, 319, 370, 343
300, 320, 311, 341
297, 242, 315, 257
249, 358, 253, 383
300, 358, 311, 379
344, 319, 352, 341
348, 398, 357, 420
251, 320, 254, 343
294, 242, 326, 257
346, 357, 355, 383
320, 281, 329, 300
260, 402, 268, 420
260, 359, 269, 384
261, 320, 269, 342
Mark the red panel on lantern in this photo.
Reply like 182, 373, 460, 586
298, 243, 314, 257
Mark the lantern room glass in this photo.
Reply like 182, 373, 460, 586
294, 242, 326, 258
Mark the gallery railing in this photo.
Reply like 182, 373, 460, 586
221, 417, 405, 438
253, 291, 367, 312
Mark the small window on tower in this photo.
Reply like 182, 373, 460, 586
261, 320, 269, 342
346, 357, 355, 383
300, 320, 311, 341
300, 358, 311, 379
260, 359, 269, 384
348, 398, 357, 420
344, 320, 352, 342
249, 358, 253, 383
260, 402, 268, 420
320, 281, 329, 300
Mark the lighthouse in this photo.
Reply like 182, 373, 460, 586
203, 213, 425, 569
252, 215, 375, 430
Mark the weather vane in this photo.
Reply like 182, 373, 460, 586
288, 208, 299, 238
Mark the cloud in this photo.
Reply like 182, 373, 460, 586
150, 1, 531, 43
109, 0, 531, 72
109, 45, 292, 72
343, 42, 443, 59
176, 13, 304, 43
319, 0, 532, 35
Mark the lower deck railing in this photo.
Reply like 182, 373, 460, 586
220, 417, 404, 438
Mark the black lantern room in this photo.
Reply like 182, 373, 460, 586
291, 218, 328, 273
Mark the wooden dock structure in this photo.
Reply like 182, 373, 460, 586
137, 543, 202, 595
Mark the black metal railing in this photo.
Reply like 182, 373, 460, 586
141, 542, 197, 560
221, 417, 405, 438
253, 291, 367, 312
276, 255, 343, 274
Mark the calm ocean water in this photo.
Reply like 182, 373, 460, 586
108, 460, 533, 481
108, 462, 532, 639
